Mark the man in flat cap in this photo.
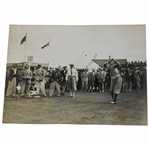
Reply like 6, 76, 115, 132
35, 64, 47, 97
134, 67, 141, 93
81, 68, 89, 92
97, 66, 106, 93
49, 67, 62, 97
17, 64, 32, 98
61, 66, 68, 93
6, 63, 18, 97
66, 64, 78, 98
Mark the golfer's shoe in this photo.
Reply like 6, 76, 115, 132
109, 101, 117, 104
68, 95, 73, 98
72, 96, 75, 99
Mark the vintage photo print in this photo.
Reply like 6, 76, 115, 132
2, 25, 147, 125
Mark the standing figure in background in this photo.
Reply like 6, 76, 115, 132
17, 64, 32, 98
5, 69, 10, 96
105, 68, 111, 92
66, 64, 78, 98
126, 68, 133, 92
97, 67, 106, 93
49, 68, 62, 97
94, 69, 99, 91
134, 67, 141, 93
81, 68, 89, 92
61, 66, 68, 92
6, 64, 18, 97
35, 64, 47, 97
120, 69, 126, 92
77, 70, 82, 91
88, 69, 96, 92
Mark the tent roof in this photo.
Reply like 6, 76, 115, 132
71, 54, 99, 69
92, 59, 127, 66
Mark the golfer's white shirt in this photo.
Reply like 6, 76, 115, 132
66, 68, 78, 82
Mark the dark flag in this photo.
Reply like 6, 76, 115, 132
41, 42, 49, 49
20, 35, 26, 45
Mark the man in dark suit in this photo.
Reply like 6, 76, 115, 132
6, 63, 18, 97
49, 68, 62, 97
61, 66, 68, 92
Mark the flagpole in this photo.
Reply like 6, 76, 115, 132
24, 33, 27, 63
47, 39, 50, 69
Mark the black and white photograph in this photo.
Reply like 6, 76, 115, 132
2, 25, 147, 125
1, 1, 149, 149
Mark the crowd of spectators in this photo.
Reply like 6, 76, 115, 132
5, 60, 147, 98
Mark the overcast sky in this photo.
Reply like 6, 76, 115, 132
7, 25, 146, 67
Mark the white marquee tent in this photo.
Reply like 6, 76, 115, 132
70, 53, 99, 70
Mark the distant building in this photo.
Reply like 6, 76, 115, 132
6, 62, 48, 70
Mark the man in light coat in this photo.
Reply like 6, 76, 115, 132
66, 64, 78, 98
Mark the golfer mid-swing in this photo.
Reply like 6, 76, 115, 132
104, 59, 122, 104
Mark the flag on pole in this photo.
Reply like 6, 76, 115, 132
41, 42, 49, 49
20, 35, 26, 45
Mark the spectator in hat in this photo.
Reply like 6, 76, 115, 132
17, 64, 32, 98
88, 69, 96, 92
125, 68, 133, 92
120, 68, 126, 92
81, 68, 89, 92
6, 63, 18, 97
61, 66, 68, 92
103, 63, 111, 92
49, 68, 62, 97
35, 64, 47, 97
5, 69, 10, 96
94, 69, 99, 91
66, 64, 78, 98
134, 67, 141, 93
97, 67, 106, 93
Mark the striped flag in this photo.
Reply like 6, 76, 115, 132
41, 42, 49, 49
20, 35, 26, 45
